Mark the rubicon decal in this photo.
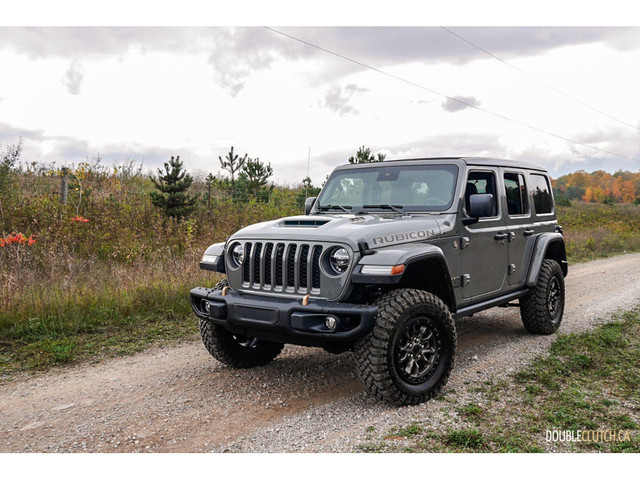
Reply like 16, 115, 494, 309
370, 229, 437, 247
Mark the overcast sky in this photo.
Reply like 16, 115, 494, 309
1, 24, 640, 185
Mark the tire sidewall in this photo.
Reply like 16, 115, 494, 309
544, 264, 565, 327
384, 292, 456, 399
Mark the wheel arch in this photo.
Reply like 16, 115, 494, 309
525, 233, 568, 287
396, 256, 457, 313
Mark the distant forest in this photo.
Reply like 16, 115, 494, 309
552, 170, 640, 204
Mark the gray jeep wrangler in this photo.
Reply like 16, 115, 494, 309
191, 157, 567, 405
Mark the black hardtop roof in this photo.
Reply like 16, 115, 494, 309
334, 156, 548, 173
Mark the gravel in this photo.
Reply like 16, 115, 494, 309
1, 252, 639, 453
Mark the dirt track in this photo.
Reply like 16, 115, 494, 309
2, 253, 639, 452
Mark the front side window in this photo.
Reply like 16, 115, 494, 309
465, 171, 498, 217
316, 164, 458, 212
504, 172, 528, 216
529, 174, 553, 214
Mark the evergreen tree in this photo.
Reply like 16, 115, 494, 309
219, 146, 247, 184
150, 156, 199, 219
240, 157, 274, 201
348, 145, 386, 164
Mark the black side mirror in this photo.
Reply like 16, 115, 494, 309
463, 193, 494, 225
304, 197, 317, 215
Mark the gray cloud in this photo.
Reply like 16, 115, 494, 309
323, 83, 369, 115
0, 121, 189, 171
441, 95, 481, 113
61, 59, 84, 95
1, 27, 638, 95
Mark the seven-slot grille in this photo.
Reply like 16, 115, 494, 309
239, 241, 323, 294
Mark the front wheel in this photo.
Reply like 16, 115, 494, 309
199, 320, 284, 368
198, 279, 284, 368
354, 289, 456, 405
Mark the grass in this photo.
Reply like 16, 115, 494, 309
0, 166, 303, 376
357, 308, 640, 453
557, 202, 640, 263
0, 267, 219, 377
1, 166, 640, 376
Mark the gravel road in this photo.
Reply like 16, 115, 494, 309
2, 253, 639, 453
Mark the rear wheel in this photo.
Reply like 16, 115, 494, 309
198, 279, 284, 368
520, 259, 565, 334
354, 289, 456, 405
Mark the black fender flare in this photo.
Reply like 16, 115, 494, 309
525, 233, 568, 287
353, 244, 457, 311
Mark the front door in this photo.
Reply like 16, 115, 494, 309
460, 168, 509, 299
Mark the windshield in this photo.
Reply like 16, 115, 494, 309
316, 164, 458, 212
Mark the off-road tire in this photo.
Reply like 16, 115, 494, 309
354, 289, 456, 406
520, 259, 565, 334
198, 279, 284, 368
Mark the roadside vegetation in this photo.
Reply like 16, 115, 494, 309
358, 307, 640, 453
0, 146, 313, 377
1, 137, 640, 375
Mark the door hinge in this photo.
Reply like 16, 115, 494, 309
461, 274, 471, 286
460, 237, 470, 249
508, 264, 517, 275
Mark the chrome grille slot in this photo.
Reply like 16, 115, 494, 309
275, 243, 285, 287
235, 241, 331, 295
312, 245, 323, 289
299, 245, 309, 289
286, 244, 297, 289
242, 242, 252, 285
252, 243, 263, 286
264, 243, 274, 287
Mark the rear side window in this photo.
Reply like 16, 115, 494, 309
504, 172, 528, 216
529, 174, 553, 214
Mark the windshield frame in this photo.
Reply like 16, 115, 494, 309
314, 163, 460, 214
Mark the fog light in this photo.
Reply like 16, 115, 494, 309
325, 315, 337, 330
202, 300, 211, 315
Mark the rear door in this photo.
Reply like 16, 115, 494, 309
501, 169, 534, 286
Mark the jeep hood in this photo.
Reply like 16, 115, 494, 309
228, 213, 457, 250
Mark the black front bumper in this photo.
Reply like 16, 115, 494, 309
190, 287, 378, 347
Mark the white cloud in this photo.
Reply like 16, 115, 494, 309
0, 27, 639, 185
61, 59, 84, 95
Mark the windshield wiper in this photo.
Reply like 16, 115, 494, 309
317, 204, 353, 213
362, 204, 404, 214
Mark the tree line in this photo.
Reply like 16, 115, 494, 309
150, 145, 386, 219
552, 169, 640, 206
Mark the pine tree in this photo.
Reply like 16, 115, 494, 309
219, 146, 247, 184
348, 145, 386, 164
240, 157, 274, 201
150, 156, 199, 219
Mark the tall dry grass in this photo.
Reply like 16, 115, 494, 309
0, 166, 303, 375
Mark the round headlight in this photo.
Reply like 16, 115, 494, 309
230, 243, 244, 268
330, 247, 350, 274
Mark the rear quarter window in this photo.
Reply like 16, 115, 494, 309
529, 174, 553, 214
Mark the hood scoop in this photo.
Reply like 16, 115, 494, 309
281, 219, 330, 227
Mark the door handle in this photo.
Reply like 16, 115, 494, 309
494, 233, 509, 241
523, 229, 535, 237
